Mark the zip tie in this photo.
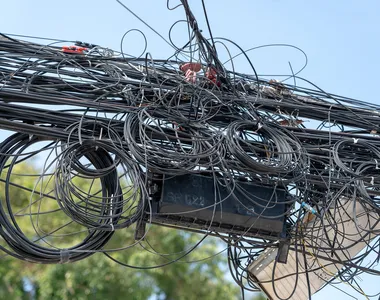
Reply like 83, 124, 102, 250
109, 193, 114, 232
99, 127, 103, 140
95, 127, 103, 151
371, 177, 375, 185
353, 138, 359, 144
375, 159, 379, 170
78, 118, 84, 145
254, 123, 263, 132
60, 249, 70, 264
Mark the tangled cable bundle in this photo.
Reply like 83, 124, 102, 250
0, 134, 114, 263
0, 0, 379, 298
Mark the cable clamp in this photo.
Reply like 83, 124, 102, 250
60, 249, 71, 264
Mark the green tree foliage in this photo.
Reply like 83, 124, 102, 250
0, 163, 269, 300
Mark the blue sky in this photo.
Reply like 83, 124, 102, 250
1, 1, 380, 299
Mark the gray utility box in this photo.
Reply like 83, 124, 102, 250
151, 174, 288, 238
